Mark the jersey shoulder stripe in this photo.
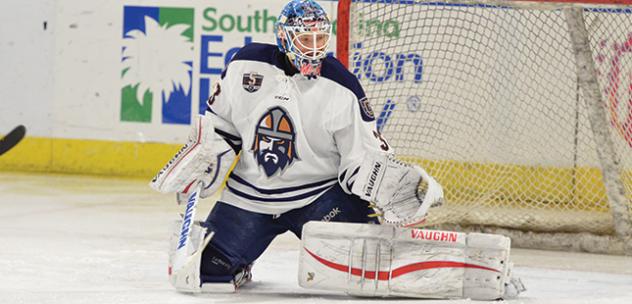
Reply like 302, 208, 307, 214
231, 43, 277, 63
230, 43, 298, 76
320, 57, 374, 121
320, 56, 367, 102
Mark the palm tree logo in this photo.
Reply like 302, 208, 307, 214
121, 7, 194, 125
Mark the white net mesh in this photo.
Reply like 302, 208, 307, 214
345, 0, 632, 246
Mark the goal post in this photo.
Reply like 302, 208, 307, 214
336, 0, 632, 254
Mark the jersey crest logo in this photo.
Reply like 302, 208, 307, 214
252, 106, 299, 177
359, 97, 375, 121
242, 72, 264, 93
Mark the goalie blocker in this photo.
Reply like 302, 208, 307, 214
150, 114, 235, 203
299, 221, 525, 300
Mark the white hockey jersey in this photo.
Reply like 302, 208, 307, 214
207, 43, 391, 215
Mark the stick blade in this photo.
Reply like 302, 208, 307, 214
0, 125, 27, 155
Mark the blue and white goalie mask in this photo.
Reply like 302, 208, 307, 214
275, 0, 332, 77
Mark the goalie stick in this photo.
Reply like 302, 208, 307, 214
171, 181, 205, 274
0, 125, 26, 156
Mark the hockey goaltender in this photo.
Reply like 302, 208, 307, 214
150, 0, 525, 300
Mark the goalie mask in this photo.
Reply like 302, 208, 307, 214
275, 0, 332, 77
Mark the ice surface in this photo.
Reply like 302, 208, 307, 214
1, 172, 632, 304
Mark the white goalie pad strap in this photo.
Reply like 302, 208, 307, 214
150, 114, 235, 197
351, 152, 444, 226
299, 221, 517, 300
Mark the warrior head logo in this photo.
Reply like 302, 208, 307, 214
252, 107, 299, 177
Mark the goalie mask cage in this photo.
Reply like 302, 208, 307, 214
337, 0, 632, 254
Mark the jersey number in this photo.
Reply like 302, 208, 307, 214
373, 130, 390, 152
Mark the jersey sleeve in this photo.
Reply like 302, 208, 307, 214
205, 68, 242, 154
330, 92, 393, 194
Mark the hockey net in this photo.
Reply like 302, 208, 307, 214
337, 0, 632, 254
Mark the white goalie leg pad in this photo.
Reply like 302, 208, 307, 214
299, 221, 522, 300
351, 152, 444, 226
168, 220, 238, 293
150, 114, 235, 199
168, 219, 214, 293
